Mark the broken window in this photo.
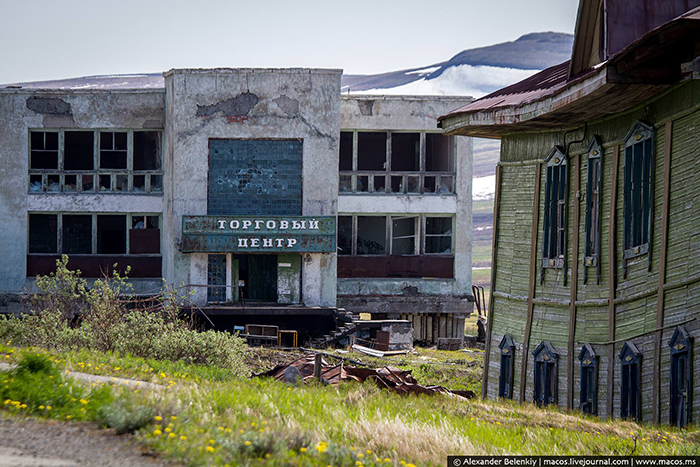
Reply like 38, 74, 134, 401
425, 217, 452, 254
391, 216, 418, 255
339, 131, 456, 195
578, 343, 598, 415
533, 341, 558, 407
129, 215, 160, 254
100, 131, 127, 169
62, 215, 92, 254
623, 121, 654, 259
97, 215, 126, 254
28, 214, 57, 254
30, 131, 58, 169
391, 133, 420, 171
619, 341, 642, 421
28, 129, 162, 194
64, 131, 94, 170
337, 216, 353, 255
356, 216, 386, 255
542, 146, 568, 270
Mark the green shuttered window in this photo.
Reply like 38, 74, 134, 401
542, 146, 568, 277
622, 122, 654, 261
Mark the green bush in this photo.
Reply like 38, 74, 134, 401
97, 393, 157, 434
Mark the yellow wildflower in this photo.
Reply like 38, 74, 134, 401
244, 441, 252, 446
153, 429, 162, 436
205, 446, 215, 453
180, 435, 187, 441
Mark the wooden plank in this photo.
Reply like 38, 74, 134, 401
482, 163, 502, 400
652, 121, 672, 424
607, 145, 619, 419
519, 162, 542, 403
568, 153, 581, 411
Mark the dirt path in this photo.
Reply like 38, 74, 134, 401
0, 415, 179, 467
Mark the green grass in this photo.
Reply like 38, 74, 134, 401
472, 199, 494, 216
1, 345, 698, 466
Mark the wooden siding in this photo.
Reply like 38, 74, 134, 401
487, 79, 700, 423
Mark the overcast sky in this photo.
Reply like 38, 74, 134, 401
0, 0, 579, 85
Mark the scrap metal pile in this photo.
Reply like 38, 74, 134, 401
255, 354, 475, 399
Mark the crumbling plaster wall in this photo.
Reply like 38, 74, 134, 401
337, 95, 474, 299
162, 68, 341, 307
0, 89, 165, 294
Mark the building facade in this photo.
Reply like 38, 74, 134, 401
440, 1, 700, 425
0, 68, 473, 344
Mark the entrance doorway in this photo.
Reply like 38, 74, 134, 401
236, 254, 278, 303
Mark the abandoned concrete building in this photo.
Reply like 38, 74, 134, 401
0, 68, 473, 345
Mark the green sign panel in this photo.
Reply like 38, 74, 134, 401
181, 216, 336, 253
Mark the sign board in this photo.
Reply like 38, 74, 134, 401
181, 216, 336, 253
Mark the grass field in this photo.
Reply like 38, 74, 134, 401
1, 344, 698, 466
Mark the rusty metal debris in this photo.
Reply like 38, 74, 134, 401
254, 354, 475, 399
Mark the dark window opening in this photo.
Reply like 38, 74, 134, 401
129, 215, 160, 254
585, 137, 603, 266
619, 341, 642, 421
425, 217, 452, 254
357, 216, 386, 255
373, 175, 386, 192
339, 131, 353, 171
97, 215, 126, 254
623, 122, 653, 255
133, 131, 161, 171
391, 133, 420, 172
391, 216, 417, 255
669, 327, 692, 427
578, 343, 598, 415
357, 132, 386, 171
28, 214, 57, 254
498, 334, 515, 399
30, 131, 58, 169
426, 134, 454, 172
64, 131, 94, 170
337, 216, 353, 255
62, 215, 92, 254
542, 146, 567, 268
99, 131, 127, 169
533, 341, 558, 407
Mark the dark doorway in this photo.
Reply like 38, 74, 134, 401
236, 254, 278, 303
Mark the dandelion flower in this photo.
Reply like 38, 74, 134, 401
205, 446, 215, 453
244, 441, 252, 446
180, 435, 187, 441
153, 429, 162, 436
155, 416, 163, 421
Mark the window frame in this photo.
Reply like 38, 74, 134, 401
28, 129, 163, 195
498, 334, 515, 399
619, 341, 642, 421
668, 326, 692, 427
532, 340, 558, 407
339, 130, 456, 195
584, 136, 603, 284
622, 121, 654, 267
578, 343, 598, 415
541, 146, 568, 275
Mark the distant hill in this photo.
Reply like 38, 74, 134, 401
341, 32, 573, 97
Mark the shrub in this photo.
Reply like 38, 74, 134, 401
97, 393, 157, 434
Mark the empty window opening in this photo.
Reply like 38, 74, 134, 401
97, 215, 126, 254
669, 326, 691, 427
337, 216, 353, 255
391, 216, 418, 255
339, 131, 353, 171
357, 216, 386, 255
356, 175, 369, 193
391, 133, 420, 172
129, 215, 160, 254
533, 341, 558, 407
619, 341, 642, 421
133, 131, 161, 171
28, 214, 57, 254
373, 175, 386, 192
357, 132, 386, 171
30, 131, 58, 169
426, 134, 454, 172
578, 343, 598, 415
62, 215, 92, 254
425, 217, 452, 254
64, 131, 94, 171
498, 334, 515, 399
99, 131, 127, 169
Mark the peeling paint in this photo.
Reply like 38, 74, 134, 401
273, 95, 300, 115
196, 92, 259, 118
357, 100, 374, 116
26, 97, 72, 116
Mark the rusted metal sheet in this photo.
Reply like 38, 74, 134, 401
181, 215, 336, 253
337, 255, 453, 278
27, 254, 162, 278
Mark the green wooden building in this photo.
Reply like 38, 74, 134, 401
439, 0, 700, 425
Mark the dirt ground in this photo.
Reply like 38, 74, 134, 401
0, 414, 179, 467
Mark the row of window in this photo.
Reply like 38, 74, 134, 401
28, 130, 162, 194
339, 131, 456, 195
542, 122, 654, 279
337, 215, 453, 256
498, 327, 692, 426
28, 213, 161, 255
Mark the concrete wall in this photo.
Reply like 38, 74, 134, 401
0, 89, 164, 294
162, 68, 341, 307
337, 95, 474, 301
